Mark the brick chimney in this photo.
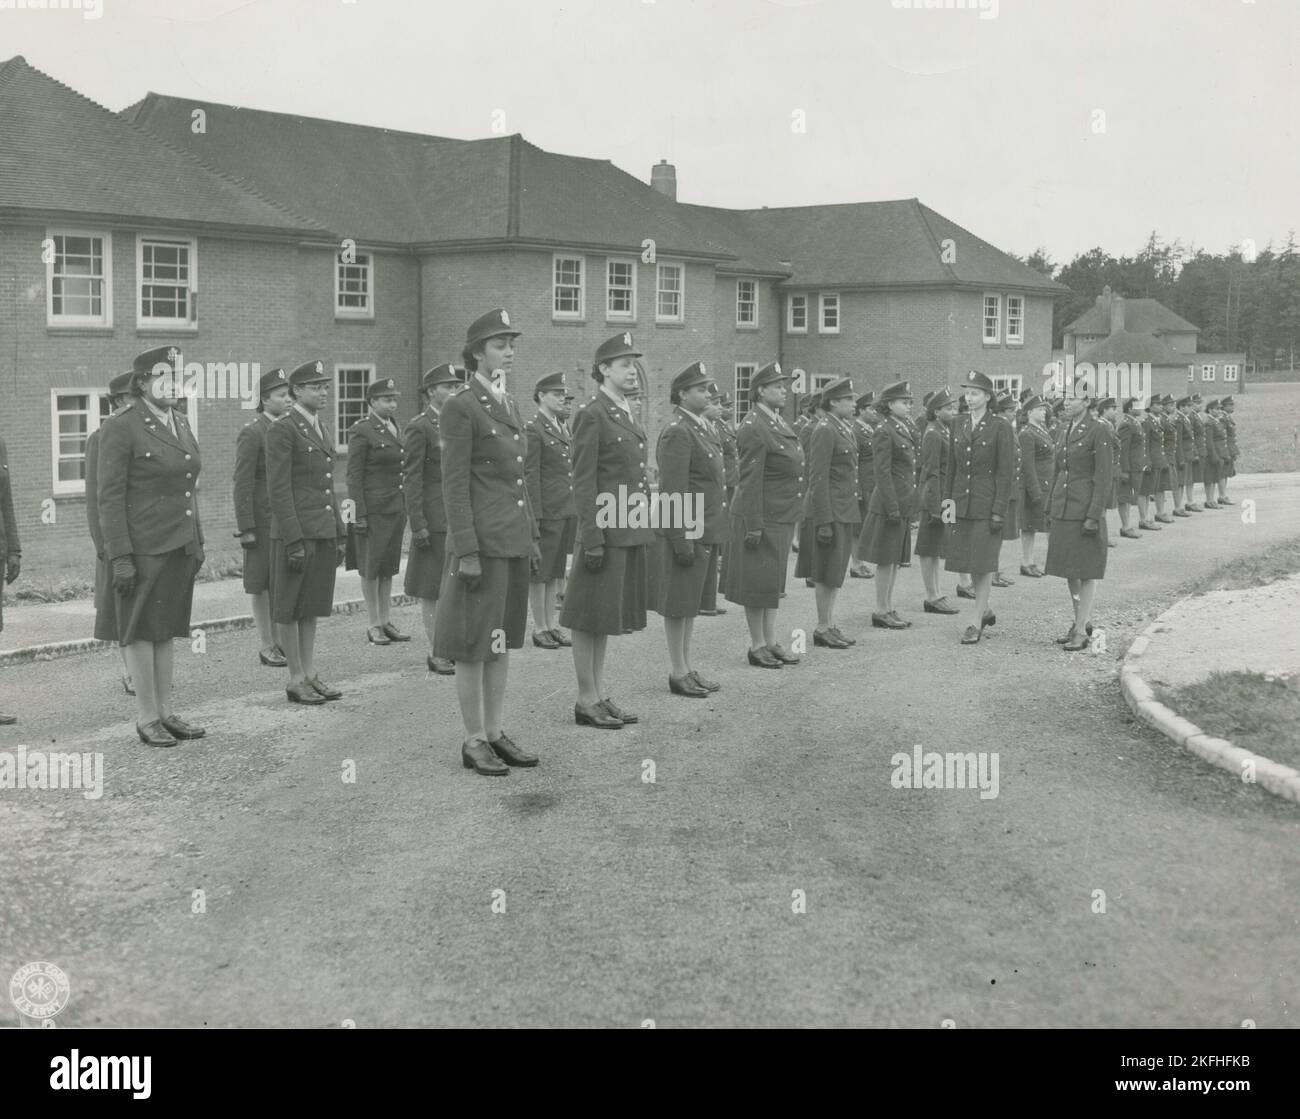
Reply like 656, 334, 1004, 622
1098, 284, 1125, 336
651, 159, 677, 201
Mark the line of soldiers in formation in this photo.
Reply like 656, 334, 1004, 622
0, 312, 1241, 768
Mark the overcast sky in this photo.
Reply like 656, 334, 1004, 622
8, 0, 1297, 263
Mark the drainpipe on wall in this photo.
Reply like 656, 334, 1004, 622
415, 251, 424, 387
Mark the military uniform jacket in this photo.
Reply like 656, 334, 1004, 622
524, 411, 576, 522
869, 414, 918, 521
945, 410, 1014, 520
97, 399, 203, 560
1205, 415, 1228, 465
1119, 414, 1147, 476
1225, 414, 1239, 460
402, 407, 447, 536
1143, 414, 1167, 470
1178, 413, 1196, 465
266, 406, 343, 545
1006, 420, 1024, 503
715, 418, 739, 490
904, 416, 924, 487
568, 389, 653, 551
1161, 413, 1180, 467
918, 419, 950, 519
656, 407, 728, 546
734, 405, 806, 532
1020, 423, 1053, 507
805, 414, 860, 526
0, 436, 19, 560
233, 411, 275, 535
85, 426, 106, 557
854, 416, 876, 497
1189, 410, 1206, 461
346, 411, 406, 520
1047, 413, 1113, 523
440, 381, 539, 559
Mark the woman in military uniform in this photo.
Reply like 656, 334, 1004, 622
944, 371, 1012, 645
698, 385, 731, 616
347, 377, 409, 645
525, 372, 576, 649
1219, 396, 1239, 504
991, 392, 1022, 587
1017, 394, 1053, 572
916, 387, 959, 613
403, 363, 460, 675
724, 361, 804, 668
560, 332, 653, 729
848, 392, 876, 580
859, 380, 916, 629
1115, 398, 1143, 537
1045, 391, 1113, 650
795, 378, 861, 648
1177, 397, 1201, 513
0, 433, 21, 725
234, 367, 291, 668
1205, 398, 1231, 506
1187, 394, 1208, 510
1198, 396, 1221, 509
96, 347, 205, 747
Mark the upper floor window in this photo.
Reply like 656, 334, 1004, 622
606, 258, 635, 320
656, 262, 684, 323
336, 250, 374, 318
819, 293, 840, 334
553, 254, 584, 319
47, 230, 112, 327
138, 235, 196, 328
51, 389, 112, 494
736, 280, 758, 327
787, 294, 807, 333
983, 293, 1002, 344
335, 364, 373, 450
1006, 295, 1024, 345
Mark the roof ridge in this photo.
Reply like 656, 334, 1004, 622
727, 198, 920, 216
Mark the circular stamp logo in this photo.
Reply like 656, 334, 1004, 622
10, 962, 70, 1020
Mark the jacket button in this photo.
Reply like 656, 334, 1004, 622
517, 456, 523, 462
185, 510, 192, 516
516, 499, 524, 507
185, 455, 191, 461
185, 491, 191, 498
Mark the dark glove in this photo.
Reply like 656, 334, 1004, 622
744, 530, 762, 551
530, 542, 543, 576
287, 542, 306, 572
989, 514, 1004, 534
412, 528, 432, 550
1081, 518, 1099, 536
111, 556, 136, 595
929, 510, 944, 525
238, 530, 257, 549
583, 546, 606, 573
672, 540, 696, 567
352, 517, 368, 535
458, 553, 482, 590
4, 553, 19, 584
816, 524, 834, 544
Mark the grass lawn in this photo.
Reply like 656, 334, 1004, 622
1162, 671, 1300, 772
1231, 381, 1300, 472
1187, 533, 1300, 595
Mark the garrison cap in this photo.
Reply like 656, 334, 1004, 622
133, 345, 182, 378
921, 390, 936, 410
422, 364, 462, 390
962, 370, 995, 395
366, 377, 400, 402
927, 387, 956, 412
855, 391, 875, 410
1223, 395, 1236, 407
1190, 392, 1204, 403
1176, 395, 1192, 407
289, 360, 329, 386
534, 371, 567, 396
819, 377, 855, 404
749, 361, 790, 400
108, 371, 135, 397
878, 380, 913, 404
594, 331, 642, 366
670, 362, 711, 399
465, 308, 521, 348
259, 367, 290, 396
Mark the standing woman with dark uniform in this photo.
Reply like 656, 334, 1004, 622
435, 310, 542, 774
97, 346, 205, 747
710, 385, 739, 599
1017, 394, 1052, 573
859, 380, 916, 629
1178, 396, 1202, 512
233, 366, 291, 668
525, 372, 576, 649
0, 433, 21, 725
992, 392, 1021, 587
403, 363, 460, 675
1115, 398, 1143, 538
915, 387, 958, 614
724, 361, 804, 668
88, 371, 135, 696
347, 377, 409, 646
848, 391, 876, 580
1045, 390, 1113, 650
795, 377, 861, 648
1205, 398, 1230, 505
1220, 396, 1239, 504
944, 370, 1012, 645
561, 332, 653, 729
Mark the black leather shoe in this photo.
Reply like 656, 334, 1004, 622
532, 629, 560, 649
307, 676, 342, 700
766, 643, 800, 665
814, 626, 851, 647
669, 673, 711, 698
463, 738, 509, 775
1019, 565, 1045, 578
687, 670, 721, 692
1063, 632, 1091, 651
829, 625, 856, 645
366, 626, 391, 645
0, 713, 16, 725
548, 627, 572, 647
1173, 509, 1191, 518
1218, 497, 1235, 505
1139, 521, 1162, 531
381, 622, 412, 642
600, 698, 637, 724
427, 655, 456, 675
885, 611, 912, 628
287, 681, 327, 705
259, 648, 288, 667
1154, 514, 1175, 524
136, 720, 178, 747
924, 597, 959, 615
849, 565, 874, 579
1054, 621, 1092, 645
992, 572, 1014, 587
982, 609, 996, 628
871, 612, 907, 630
748, 647, 784, 668
1120, 528, 1141, 539
161, 715, 205, 740
488, 732, 538, 767
956, 584, 976, 599
960, 625, 982, 645
575, 701, 623, 729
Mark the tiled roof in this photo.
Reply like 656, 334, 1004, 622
1065, 297, 1199, 336
1077, 330, 1192, 366
0, 56, 323, 236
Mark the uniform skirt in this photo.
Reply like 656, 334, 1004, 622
271, 538, 338, 623
723, 519, 796, 610
241, 536, 272, 595
1140, 468, 1157, 498
1117, 473, 1137, 505
944, 517, 1002, 576
113, 547, 197, 644
1224, 456, 1236, 479
432, 553, 529, 662
559, 543, 648, 635
1045, 518, 1108, 580
354, 512, 405, 578
1001, 499, 1020, 540
403, 530, 447, 600
795, 520, 859, 587
1202, 459, 1218, 486
1021, 495, 1049, 532
1157, 466, 1175, 492
1185, 459, 1200, 487
532, 517, 575, 584
655, 541, 719, 618
859, 511, 910, 567
913, 512, 947, 558
92, 553, 118, 641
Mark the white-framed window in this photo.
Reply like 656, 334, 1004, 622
335, 250, 374, 319
734, 363, 756, 421
46, 230, 112, 327
656, 262, 684, 323
137, 235, 196, 328
736, 279, 758, 327
606, 258, 636, 320
992, 374, 1023, 397
983, 293, 1002, 344
1223, 364, 1239, 382
819, 293, 840, 334
787, 293, 807, 333
1201, 364, 1216, 381
1188, 365, 1195, 382
552, 254, 585, 319
335, 365, 373, 450
1006, 295, 1024, 345
50, 389, 112, 494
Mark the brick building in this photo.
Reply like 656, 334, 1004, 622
1, 56, 1064, 573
